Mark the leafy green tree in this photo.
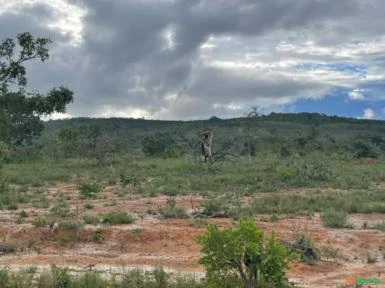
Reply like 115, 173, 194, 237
197, 219, 296, 288
353, 141, 378, 159
0, 32, 73, 146
142, 132, 181, 157
0, 141, 9, 165
57, 125, 112, 162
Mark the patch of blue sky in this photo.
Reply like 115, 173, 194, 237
360, 82, 385, 100
293, 63, 367, 76
289, 87, 384, 119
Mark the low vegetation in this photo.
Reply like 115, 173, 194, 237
197, 219, 297, 288
4, 31, 385, 286
0, 266, 204, 288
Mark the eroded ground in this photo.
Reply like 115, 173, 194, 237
1, 182, 385, 287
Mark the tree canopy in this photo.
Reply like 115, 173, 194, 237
197, 219, 296, 288
0, 32, 73, 146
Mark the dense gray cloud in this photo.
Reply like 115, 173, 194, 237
1, 0, 385, 119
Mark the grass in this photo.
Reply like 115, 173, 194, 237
0, 266, 204, 288
3, 154, 385, 222
78, 181, 101, 199
159, 197, 189, 219
2, 154, 385, 197
321, 209, 349, 228
83, 214, 101, 225
101, 212, 136, 225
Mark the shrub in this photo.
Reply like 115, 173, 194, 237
142, 133, 182, 157
84, 203, 94, 209
32, 217, 52, 227
55, 233, 77, 247
90, 229, 104, 243
83, 214, 101, 225
159, 197, 188, 219
197, 219, 297, 288
0, 242, 17, 254
59, 220, 83, 230
78, 181, 101, 199
290, 234, 318, 264
353, 141, 378, 159
50, 195, 71, 217
101, 212, 136, 225
201, 199, 223, 216
19, 210, 28, 218
321, 209, 348, 228
367, 253, 377, 263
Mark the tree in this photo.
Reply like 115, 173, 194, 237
57, 125, 112, 162
0, 32, 73, 146
142, 132, 181, 157
197, 219, 296, 288
0, 141, 9, 168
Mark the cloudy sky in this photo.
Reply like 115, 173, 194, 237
1, 0, 385, 120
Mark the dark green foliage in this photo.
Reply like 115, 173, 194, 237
0, 32, 73, 146
321, 209, 349, 228
159, 197, 188, 219
90, 229, 104, 243
289, 234, 318, 264
120, 173, 137, 187
58, 220, 83, 230
0, 141, 9, 165
0, 242, 16, 254
0, 33, 50, 89
0, 180, 18, 209
56, 125, 112, 160
83, 214, 101, 224
0, 86, 73, 145
78, 181, 101, 199
37, 111, 385, 160
32, 217, 51, 227
197, 219, 296, 288
142, 132, 181, 157
101, 212, 136, 225
19, 210, 28, 218
49, 195, 71, 217
352, 141, 378, 159
0, 266, 204, 287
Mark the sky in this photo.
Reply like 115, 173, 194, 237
1, 0, 385, 120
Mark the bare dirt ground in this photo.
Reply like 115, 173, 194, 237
1, 182, 385, 287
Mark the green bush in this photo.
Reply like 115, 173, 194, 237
159, 197, 188, 219
101, 212, 136, 225
142, 133, 182, 157
78, 181, 101, 199
353, 141, 378, 159
49, 195, 71, 217
83, 214, 101, 225
59, 220, 83, 230
90, 229, 104, 243
32, 217, 52, 227
321, 209, 348, 228
0, 242, 17, 254
197, 219, 297, 288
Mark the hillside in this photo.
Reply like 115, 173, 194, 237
42, 112, 385, 158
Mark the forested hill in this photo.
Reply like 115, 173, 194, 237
41, 112, 385, 158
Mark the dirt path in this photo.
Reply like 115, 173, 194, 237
1, 182, 385, 287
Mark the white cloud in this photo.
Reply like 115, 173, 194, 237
2, 0, 385, 119
0, 0, 86, 45
42, 112, 73, 121
348, 89, 365, 100
362, 108, 375, 120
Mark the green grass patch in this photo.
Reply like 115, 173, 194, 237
101, 212, 136, 225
